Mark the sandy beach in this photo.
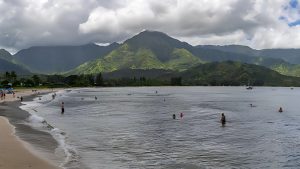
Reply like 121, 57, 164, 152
0, 88, 62, 169
0, 88, 56, 103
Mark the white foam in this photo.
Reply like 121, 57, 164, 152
26, 114, 46, 127
19, 89, 78, 169
51, 128, 79, 168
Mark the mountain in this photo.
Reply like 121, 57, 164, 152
0, 49, 13, 61
9, 30, 300, 77
198, 45, 300, 65
181, 61, 300, 86
68, 31, 204, 74
198, 45, 257, 56
197, 45, 300, 76
0, 49, 30, 74
70, 31, 293, 75
96, 61, 300, 86
259, 49, 300, 64
14, 43, 119, 74
103, 69, 174, 79
195, 45, 292, 67
0, 58, 30, 74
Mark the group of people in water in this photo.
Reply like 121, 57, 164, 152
172, 111, 226, 126
171, 103, 283, 127
172, 112, 184, 119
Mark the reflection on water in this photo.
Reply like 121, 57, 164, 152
35, 87, 300, 169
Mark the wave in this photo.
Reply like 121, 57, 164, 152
19, 90, 80, 169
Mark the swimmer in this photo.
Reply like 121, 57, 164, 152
61, 102, 65, 114
250, 104, 256, 107
220, 113, 226, 126
278, 107, 283, 113
172, 114, 176, 119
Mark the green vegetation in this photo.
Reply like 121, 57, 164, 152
181, 61, 300, 86
271, 64, 300, 77
3, 30, 300, 82
2, 61, 300, 88
69, 43, 203, 75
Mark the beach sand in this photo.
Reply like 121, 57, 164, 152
0, 88, 56, 103
0, 88, 62, 169
0, 117, 60, 169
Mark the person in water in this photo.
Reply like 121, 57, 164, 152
180, 112, 184, 119
220, 113, 226, 125
173, 114, 176, 119
95, 96, 97, 100
278, 107, 283, 112
61, 102, 65, 114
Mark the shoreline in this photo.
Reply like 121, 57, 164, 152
0, 88, 63, 169
0, 117, 60, 169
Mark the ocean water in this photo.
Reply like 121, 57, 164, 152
20, 87, 300, 169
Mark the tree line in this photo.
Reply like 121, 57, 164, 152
0, 71, 183, 88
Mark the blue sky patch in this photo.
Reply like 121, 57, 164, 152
290, 0, 298, 8
288, 19, 300, 26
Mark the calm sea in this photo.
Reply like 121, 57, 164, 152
20, 87, 300, 169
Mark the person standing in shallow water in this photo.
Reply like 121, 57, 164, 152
180, 112, 184, 119
61, 102, 65, 114
220, 113, 226, 126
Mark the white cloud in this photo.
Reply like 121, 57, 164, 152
0, 0, 299, 52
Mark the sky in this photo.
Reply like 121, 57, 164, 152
1, 0, 300, 53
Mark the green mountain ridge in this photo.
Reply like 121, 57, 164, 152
3, 30, 300, 79
97, 61, 300, 86
198, 44, 300, 76
69, 31, 298, 76
68, 37, 204, 75
181, 61, 300, 86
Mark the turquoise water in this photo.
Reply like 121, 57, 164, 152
23, 87, 300, 169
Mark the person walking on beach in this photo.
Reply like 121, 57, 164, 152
20, 96, 23, 102
220, 113, 226, 126
61, 101, 65, 114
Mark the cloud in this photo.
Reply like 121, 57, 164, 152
0, 0, 300, 52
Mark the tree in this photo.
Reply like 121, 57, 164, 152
32, 75, 40, 86
10, 71, 17, 83
95, 73, 103, 86
25, 79, 34, 87
171, 77, 182, 86
5, 71, 10, 81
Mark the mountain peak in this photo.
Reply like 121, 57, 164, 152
137, 30, 169, 36
0, 49, 13, 61
123, 30, 192, 62
0, 49, 12, 55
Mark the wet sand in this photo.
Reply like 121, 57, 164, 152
0, 117, 60, 169
0, 88, 62, 169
